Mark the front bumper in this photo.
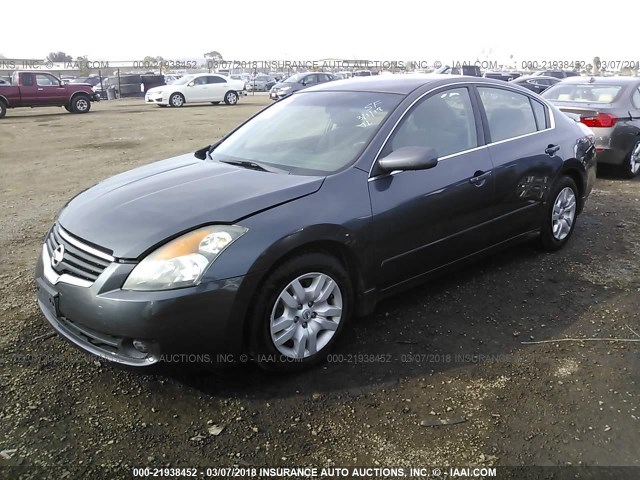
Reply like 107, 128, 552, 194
145, 94, 167, 105
92, 93, 101, 102
35, 244, 247, 367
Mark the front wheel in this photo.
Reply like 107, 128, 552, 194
250, 253, 353, 371
169, 93, 185, 107
71, 95, 91, 113
0, 100, 6, 119
64, 105, 73, 112
224, 91, 238, 105
539, 176, 579, 251
622, 139, 640, 178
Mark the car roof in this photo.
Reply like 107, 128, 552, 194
560, 76, 640, 85
305, 74, 518, 95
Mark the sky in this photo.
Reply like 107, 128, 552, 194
0, 0, 632, 65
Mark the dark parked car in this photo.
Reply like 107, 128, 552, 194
533, 70, 579, 79
484, 71, 521, 82
269, 72, 334, 100
435, 65, 482, 77
511, 75, 561, 94
542, 76, 640, 177
36, 75, 596, 371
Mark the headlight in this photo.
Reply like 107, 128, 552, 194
122, 225, 247, 291
278, 86, 291, 92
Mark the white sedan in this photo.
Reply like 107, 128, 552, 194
145, 73, 246, 107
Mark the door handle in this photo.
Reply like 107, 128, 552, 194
469, 170, 491, 187
545, 144, 560, 156
37, 88, 44, 91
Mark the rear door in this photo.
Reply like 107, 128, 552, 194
474, 85, 560, 240
369, 86, 496, 289
207, 75, 228, 100
17, 73, 41, 104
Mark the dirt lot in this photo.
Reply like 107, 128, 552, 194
0, 98, 639, 479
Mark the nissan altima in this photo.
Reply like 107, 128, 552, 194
36, 75, 596, 371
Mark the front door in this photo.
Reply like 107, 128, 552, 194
369, 86, 495, 289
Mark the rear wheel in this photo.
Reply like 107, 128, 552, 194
224, 91, 238, 105
169, 93, 185, 107
250, 253, 353, 371
539, 176, 579, 251
71, 95, 91, 113
622, 139, 640, 178
0, 100, 6, 119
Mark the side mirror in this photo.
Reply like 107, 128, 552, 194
378, 146, 439, 172
187, 81, 194, 87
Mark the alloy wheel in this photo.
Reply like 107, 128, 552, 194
629, 142, 640, 176
551, 187, 577, 241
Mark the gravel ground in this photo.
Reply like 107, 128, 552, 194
0, 98, 638, 479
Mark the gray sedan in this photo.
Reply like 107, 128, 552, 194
543, 76, 640, 177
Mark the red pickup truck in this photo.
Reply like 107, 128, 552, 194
0, 71, 99, 119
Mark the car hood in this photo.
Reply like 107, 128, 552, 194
146, 86, 166, 94
58, 154, 324, 259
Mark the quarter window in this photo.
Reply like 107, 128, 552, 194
478, 87, 538, 142
632, 87, 640, 109
530, 99, 548, 130
386, 87, 478, 158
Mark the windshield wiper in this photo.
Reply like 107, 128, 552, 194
218, 158, 288, 174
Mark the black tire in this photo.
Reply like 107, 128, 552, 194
621, 139, 640, 179
250, 252, 353, 372
169, 92, 185, 107
70, 95, 91, 113
210, 101, 220, 105
64, 105, 73, 112
224, 91, 238, 105
0, 100, 6, 119
539, 176, 579, 251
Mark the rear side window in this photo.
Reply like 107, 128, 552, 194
387, 87, 478, 158
208, 76, 226, 84
478, 87, 538, 142
23, 74, 34, 86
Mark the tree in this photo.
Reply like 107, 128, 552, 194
593, 56, 600, 75
0, 53, 5, 59
204, 51, 223, 61
76, 55, 91, 76
47, 51, 73, 63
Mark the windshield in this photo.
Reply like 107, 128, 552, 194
284, 73, 306, 83
172, 75, 197, 86
211, 91, 402, 175
543, 84, 623, 103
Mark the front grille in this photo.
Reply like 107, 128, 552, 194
45, 225, 113, 283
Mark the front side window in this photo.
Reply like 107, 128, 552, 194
36, 74, 59, 86
211, 91, 402, 175
193, 76, 208, 86
478, 87, 538, 142
385, 87, 478, 158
